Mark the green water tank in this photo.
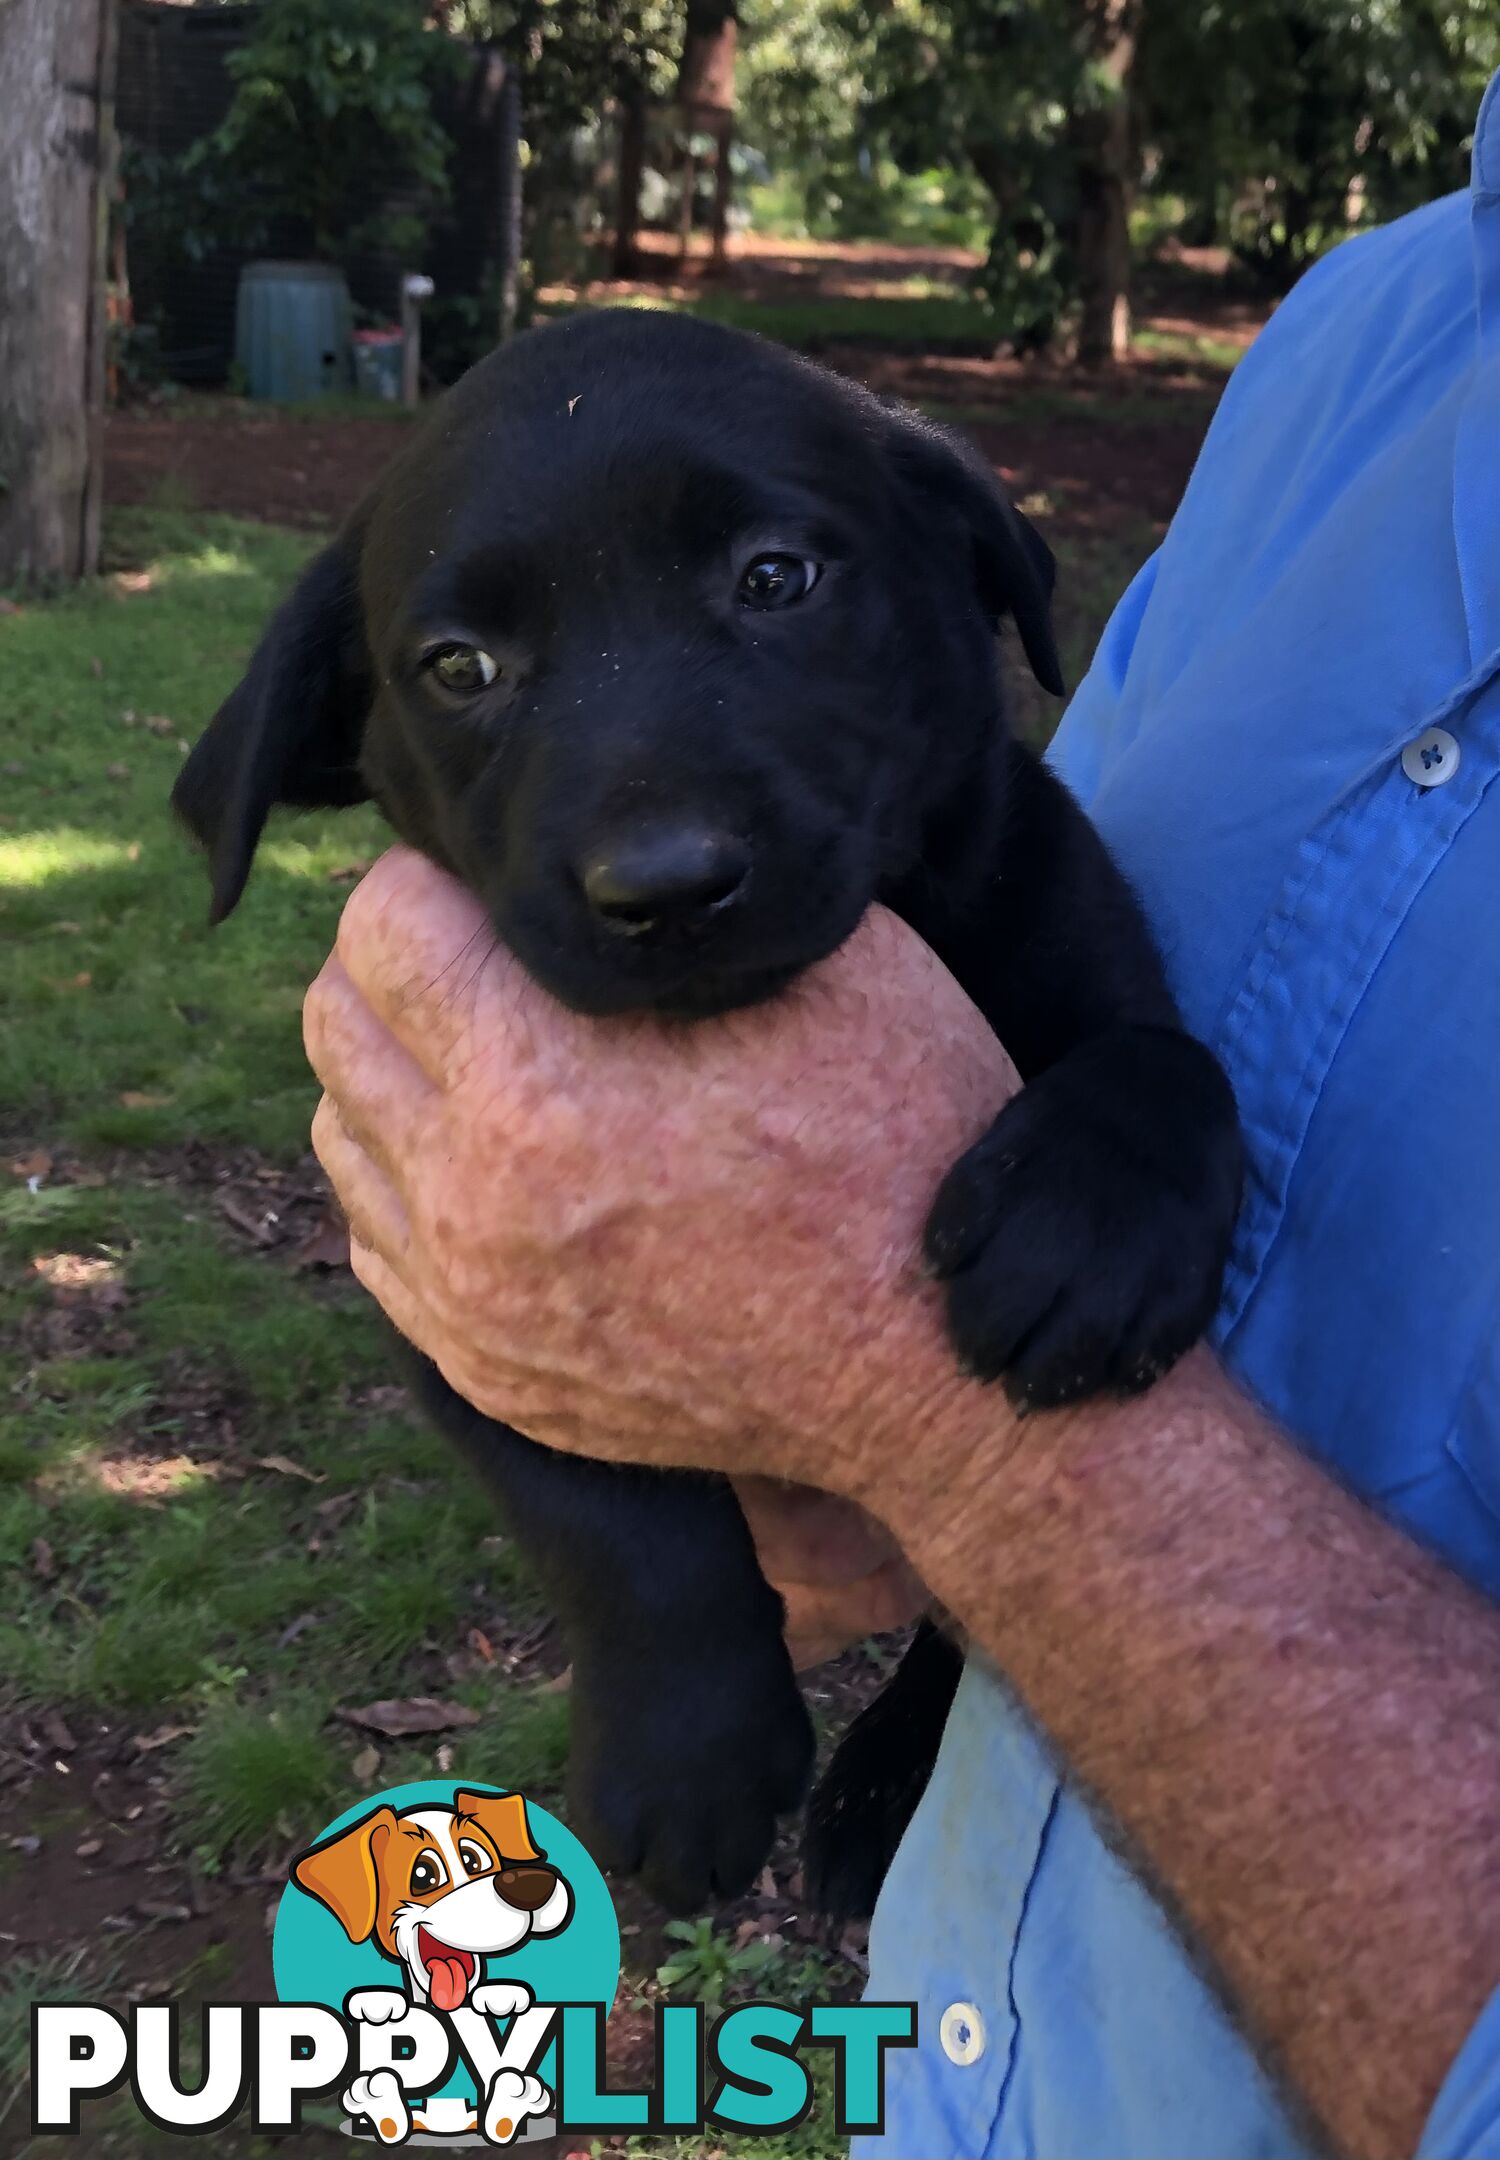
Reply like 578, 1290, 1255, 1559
234, 261, 354, 401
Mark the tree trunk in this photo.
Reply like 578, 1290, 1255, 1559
674, 0, 736, 266
611, 81, 648, 280
1072, 0, 1140, 365
709, 114, 734, 270
496, 62, 523, 341
0, 0, 116, 587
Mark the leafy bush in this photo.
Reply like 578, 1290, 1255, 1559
209, 0, 460, 260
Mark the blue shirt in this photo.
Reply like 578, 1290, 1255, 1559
860, 70, 1500, 2160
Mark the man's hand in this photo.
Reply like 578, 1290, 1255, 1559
303, 846, 1020, 1525
732, 1477, 928, 1667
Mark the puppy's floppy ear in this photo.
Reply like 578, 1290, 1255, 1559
887, 411, 1064, 697
455, 1788, 544, 1864
291, 1804, 399, 1945
172, 522, 373, 924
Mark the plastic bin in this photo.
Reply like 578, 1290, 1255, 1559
234, 261, 353, 402
353, 327, 406, 402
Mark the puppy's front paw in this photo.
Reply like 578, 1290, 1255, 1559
470, 1979, 534, 2022
926, 1027, 1241, 1409
344, 2069, 410, 2145
482, 2067, 551, 2144
570, 1633, 814, 1915
345, 1987, 410, 2026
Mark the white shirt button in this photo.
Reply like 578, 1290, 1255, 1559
939, 2000, 986, 2066
1402, 727, 1461, 788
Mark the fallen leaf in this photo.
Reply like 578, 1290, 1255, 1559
466, 1628, 495, 1665
39, 1711, 76, 1753
133, 1724, 195, 1754
10, 1835, 41, 1858
106, 763, 130, 782
126, 842, 141, 863
255, 1453, 324, 1485
435, 1743, 455, 1774
136, 1900, 192, 1922
143, 714, 175, 736
9, 1149, 52, 1182
289, 1212, 349, 1272
351, 1743, 381, 1784
218, 1192, 279, 1246
31, 1537, 55, 1581
75, 1838, 103, 1859
118, 1090, 172, 1110
336, 1697, 480, 1738
275, 1612, 320, 1650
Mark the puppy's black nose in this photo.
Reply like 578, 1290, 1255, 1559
495, 1865, 558, 1912
580, 825, 750, 935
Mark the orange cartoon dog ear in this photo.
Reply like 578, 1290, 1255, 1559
292, 1805, 400, 1943
456, 1789, 542, 1864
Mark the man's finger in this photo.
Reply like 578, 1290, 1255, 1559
734, 1477, 902, 1585
304, 950, 436, 1177
332, 849, 547, 1086
310, 1095, 413, 1269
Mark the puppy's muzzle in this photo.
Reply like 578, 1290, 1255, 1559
496, 1864, 561, 1913
579, 821, 750, 939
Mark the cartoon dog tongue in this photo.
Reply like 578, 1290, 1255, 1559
426, 1951, 471, 2011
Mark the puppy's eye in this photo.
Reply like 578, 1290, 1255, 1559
425, 642, 499, 694
458, 1839, 490, 1878
410, 1850, 448, 1896
736, 554, 821, 610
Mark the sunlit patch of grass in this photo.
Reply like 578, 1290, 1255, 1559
0, 829, 143, 891
540, 288, 1002, 352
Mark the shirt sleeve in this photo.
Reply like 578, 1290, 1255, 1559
1418, 1993, 1500, 2158
1043, 546, 1161, 811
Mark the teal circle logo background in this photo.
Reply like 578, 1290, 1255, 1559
271, 1781, 619, 2103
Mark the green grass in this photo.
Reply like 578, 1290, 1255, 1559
1, 509, 385, 1153
540, 283, 1003, 352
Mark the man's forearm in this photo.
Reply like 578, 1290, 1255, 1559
882, 1351, 1500, 2160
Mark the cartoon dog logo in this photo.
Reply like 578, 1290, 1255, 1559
292, 1788, 573, 2145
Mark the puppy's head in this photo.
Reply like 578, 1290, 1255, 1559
176, 310, 1060, 1016
292, 1789, 573, 2010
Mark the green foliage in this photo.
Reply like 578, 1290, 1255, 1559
209, 0, 460, 260
655, 1917, 786, 2013
1143, 0, 1500, 284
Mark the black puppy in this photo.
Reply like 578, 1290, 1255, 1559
174, 309, 1242, 1917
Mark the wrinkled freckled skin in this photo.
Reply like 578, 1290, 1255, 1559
172, 309, 1243, 1917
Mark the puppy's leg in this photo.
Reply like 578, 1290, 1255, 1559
905, 744, 1243, 1412
409, 1352, 814, 1915
804, 1620, 963, 1919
